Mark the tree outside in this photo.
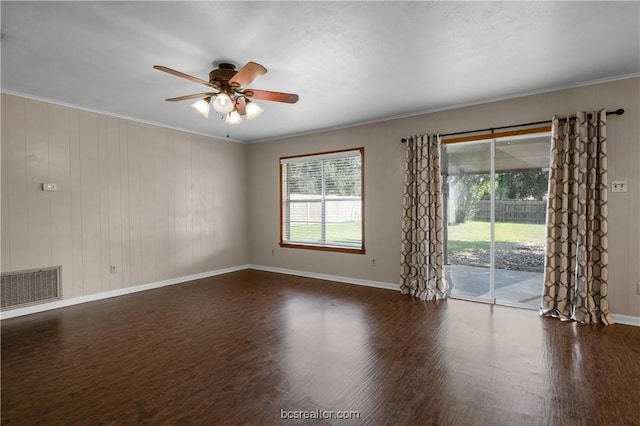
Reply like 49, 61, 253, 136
451, 170, 548, 223
447, 170, 549, 272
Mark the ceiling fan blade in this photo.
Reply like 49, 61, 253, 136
153, 65, 219, 89
244, 89, 299, 104
165, 92, 216, 102
229, 62, 267, 88
235, 97, 247, 115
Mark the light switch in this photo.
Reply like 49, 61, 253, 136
611, 181, 627, 193
42, 183, 57, 192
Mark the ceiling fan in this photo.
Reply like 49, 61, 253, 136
153, 61, 299, 125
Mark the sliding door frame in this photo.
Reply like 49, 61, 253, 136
444, 130, 551, 309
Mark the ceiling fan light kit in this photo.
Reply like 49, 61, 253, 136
212, 92, 234, 114
154, 61, 298, 133
190, 97, 212, 118
226, 110, 243, 124
245, 100, 264, 120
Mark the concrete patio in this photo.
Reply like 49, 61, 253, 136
446, 264, 543, 308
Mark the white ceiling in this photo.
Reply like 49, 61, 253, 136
2, 1, 639, 143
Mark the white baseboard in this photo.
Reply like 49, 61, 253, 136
249, 265, 639, 326
248, 264, 400, 292
611, 314, 640, 327
0, 264, 251, 320
4, 263, 637, 328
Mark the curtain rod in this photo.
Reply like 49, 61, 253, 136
400, 108, 624, 143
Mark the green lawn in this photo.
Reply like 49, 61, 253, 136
447, 220, 546, 242
447, 220, 547, 271
447, 220, 546, 253
289, 221, 362, 246
287, 220, 545, 249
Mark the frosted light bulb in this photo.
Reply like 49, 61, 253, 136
212, 93, 234, 114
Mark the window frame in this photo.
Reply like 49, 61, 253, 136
279, 147, 365, 254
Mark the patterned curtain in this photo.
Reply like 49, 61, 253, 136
400, 134, 449, 300
541, 110, 613, 325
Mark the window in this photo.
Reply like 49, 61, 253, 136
280, 148, 364, 254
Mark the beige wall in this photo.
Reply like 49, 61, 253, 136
1, 94, 249, 300
2, 78, 638, 318
248, 77, 640, 317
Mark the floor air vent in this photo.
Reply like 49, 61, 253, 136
1, 266, 62, 310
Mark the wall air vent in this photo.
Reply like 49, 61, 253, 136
1, 266, 62, 310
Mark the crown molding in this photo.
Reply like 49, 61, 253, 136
0, 90, 244, 144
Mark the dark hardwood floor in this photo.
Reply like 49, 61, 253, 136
2, 269, 639, 425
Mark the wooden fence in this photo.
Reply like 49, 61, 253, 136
473, 200, 546, 224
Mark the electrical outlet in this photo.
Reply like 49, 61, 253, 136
42, 183, 57, 192
110, 265, 117, 274
611, 180, 627, 193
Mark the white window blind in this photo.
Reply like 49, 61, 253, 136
280, 149, 364, 251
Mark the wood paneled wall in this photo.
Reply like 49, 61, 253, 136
2, 78, 639, 319
1, 94, 249, 300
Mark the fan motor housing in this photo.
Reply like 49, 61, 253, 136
209, 63, 237, 85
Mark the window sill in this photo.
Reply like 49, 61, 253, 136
279, 242, 366, 255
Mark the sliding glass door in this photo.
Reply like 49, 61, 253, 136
442, 140, 493, 303
442, 133, 551, 309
